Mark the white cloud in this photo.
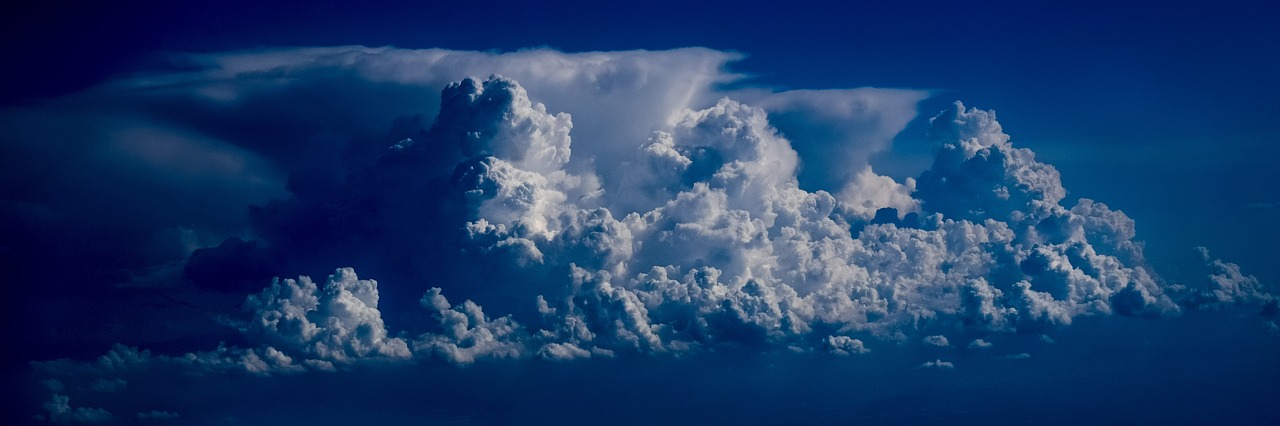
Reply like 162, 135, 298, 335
435, 75, 574, 174
413, 287, 528, 364
537, 342, 593, 361
837, 166, 919, 219
922, 335, 950, 347
1191, 247, 1273, 307
915, 102, 1065, 221
825, 335, 870, 355
241, 268, 410, 365
537, 267, 665, 356
919, 359, 955, 369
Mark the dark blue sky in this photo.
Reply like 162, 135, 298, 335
4, 1, 1279, 424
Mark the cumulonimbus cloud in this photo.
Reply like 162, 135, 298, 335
22, 47, 1276, 421
238, 75, 1267, 367
1, 46, 924, 293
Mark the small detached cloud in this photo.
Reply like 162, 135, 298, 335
825, 336, 871, 355
136, 411, 180, 420
919, 359, 956, 370
922, 335, 950, 347
968, 339, 993, 349
1185, 247, 1275, 309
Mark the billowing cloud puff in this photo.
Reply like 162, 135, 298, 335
825, 335, 870, 355
916, 102, 1065, 221
433, 76, 573, 173
838, 166, 919, 219
242, 268, 410, 364
1188, 247, 1275, 308
414, 287, 526, 364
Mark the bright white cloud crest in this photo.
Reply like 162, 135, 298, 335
29, 47, 1274, 395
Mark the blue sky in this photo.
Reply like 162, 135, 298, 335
3, 0, 1279, 424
